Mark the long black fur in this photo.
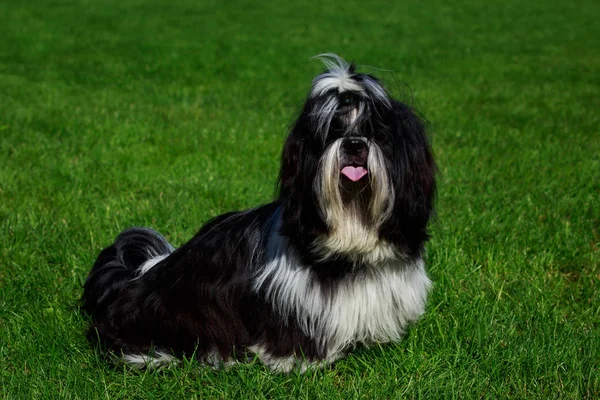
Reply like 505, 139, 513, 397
82, 206, 323, 361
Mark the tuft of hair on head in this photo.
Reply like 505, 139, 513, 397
310, 53, 364, 97
310, 53, 391, 108
312, 53, 356, 74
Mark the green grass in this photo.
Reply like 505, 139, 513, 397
1, 0, 599, 398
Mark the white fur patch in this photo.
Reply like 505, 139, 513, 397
122, 350, 237, 370
253, 221, 431, 359
122, 351, 179, 370
246, 344, 334, 373
311, 54, 391, 108
311, 54, 364, 97
360, 74, 391, 107
310, 95, 340, 138
137, 254, 169, 276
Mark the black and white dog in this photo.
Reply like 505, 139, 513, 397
81, 54, 436, 372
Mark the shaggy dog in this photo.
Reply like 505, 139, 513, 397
81, 54, 436, 372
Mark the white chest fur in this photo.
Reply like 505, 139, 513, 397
253, 233, 431, 357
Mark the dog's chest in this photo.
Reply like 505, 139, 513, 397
313, 261, 431, 348
254, 232, 431, 353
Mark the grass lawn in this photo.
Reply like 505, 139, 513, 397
1, 0, 599, 398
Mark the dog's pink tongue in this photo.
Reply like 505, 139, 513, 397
341, 166, 368, 182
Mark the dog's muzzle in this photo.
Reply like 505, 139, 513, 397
340, 138, 368, 182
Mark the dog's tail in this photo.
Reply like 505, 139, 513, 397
81, 227, 174, 318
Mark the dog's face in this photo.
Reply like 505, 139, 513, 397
279, 55, 435, 262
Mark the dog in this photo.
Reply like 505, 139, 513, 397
81, 54, 436, 372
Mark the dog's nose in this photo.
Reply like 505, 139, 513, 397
343, 138, 366, 154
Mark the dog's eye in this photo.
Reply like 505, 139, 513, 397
340, 93, 352, 105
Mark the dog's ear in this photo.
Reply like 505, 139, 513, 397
278, 98, 324, 201
278, 113, 327, 248
279, 125, 304, 196
381, 100, 436, 255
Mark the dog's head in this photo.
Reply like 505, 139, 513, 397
279, 54, 435, 263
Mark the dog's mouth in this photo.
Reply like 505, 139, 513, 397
340, 165, 368, 182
